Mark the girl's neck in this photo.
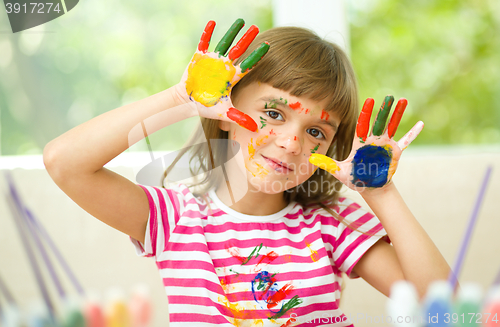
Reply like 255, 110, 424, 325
215, 185, 289, 216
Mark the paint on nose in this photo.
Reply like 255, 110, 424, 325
351, 144, 392, 187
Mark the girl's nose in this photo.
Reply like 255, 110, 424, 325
275, 134, 302, 155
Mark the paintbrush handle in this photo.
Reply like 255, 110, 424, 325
448, 166, 493, 287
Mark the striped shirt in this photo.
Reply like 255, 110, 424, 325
130, 183, 389, 326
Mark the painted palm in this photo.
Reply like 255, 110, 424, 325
309, 96, 424, 190
176, 19, 270, 132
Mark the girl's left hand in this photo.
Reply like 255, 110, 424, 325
309, 96, 424, 191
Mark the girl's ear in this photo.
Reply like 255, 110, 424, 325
219, 120, 230, 132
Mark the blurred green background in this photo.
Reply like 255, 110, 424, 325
0, 0, 499, 156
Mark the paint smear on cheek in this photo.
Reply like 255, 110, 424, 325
255, 135, 268, 146
269, 129, 276, 136
248, 139, 256, 160
185, 53, 235, 106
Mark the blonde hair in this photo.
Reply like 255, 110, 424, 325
164, 26, 359, 211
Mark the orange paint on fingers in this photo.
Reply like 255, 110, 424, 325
357, 98, 374, 141
387, 98, 407, 138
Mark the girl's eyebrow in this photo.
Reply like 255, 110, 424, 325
260, 97, 288, 108
316, 119, 338, 133
260, 96, 339, 132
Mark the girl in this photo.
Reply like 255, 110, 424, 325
44, 19, 450, 326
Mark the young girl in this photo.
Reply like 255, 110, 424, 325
44, 19, 450, 326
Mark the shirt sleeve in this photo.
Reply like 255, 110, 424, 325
129, 184, 186, 258
330, 198, 391, 279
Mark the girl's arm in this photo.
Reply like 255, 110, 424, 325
352, 183, 450, 298
309, 96, 450, 298
44, 88, 195, 243
44, 19, 269, 244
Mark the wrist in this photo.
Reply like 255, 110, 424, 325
360, 181, 398, 202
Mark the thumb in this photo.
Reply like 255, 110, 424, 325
309, 154, 341, 176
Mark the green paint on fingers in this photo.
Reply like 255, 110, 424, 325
215, 18, 245, 57
240, 42, 270, 72
373, 95, 394, 136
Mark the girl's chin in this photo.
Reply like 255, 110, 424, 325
247, 176, 300, 195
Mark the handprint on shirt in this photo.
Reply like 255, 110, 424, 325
176, 19, 270, 132
309, 96, 424, 190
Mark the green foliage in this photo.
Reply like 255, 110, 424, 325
0, 0, 498, 155
349, 0, 500, 145
0, 0, 272, 155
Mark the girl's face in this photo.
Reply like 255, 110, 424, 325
221, 82, 342, 195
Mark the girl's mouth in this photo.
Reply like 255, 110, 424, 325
261, 155, 293, 173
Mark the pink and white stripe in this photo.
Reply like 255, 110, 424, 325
130, 184, 389, 326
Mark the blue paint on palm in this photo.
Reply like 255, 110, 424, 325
351, 145, 392, 187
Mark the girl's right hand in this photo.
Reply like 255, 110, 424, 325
174, 19, 270, 132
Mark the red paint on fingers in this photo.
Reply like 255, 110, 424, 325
227, 107, 258, 132
228, 25, 259, 61
356, 98, 374, 141
198, 21, 216, 53
387, 98, 408, 138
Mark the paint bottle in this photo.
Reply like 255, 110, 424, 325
83, 298, 106, 327
128, 285, 152, 327
453, 283, 483, 327
1, 304, 23, 327
483, 285, 500, 327
387, 280, 422, 327
62, 297, 85, 327
422, 280, 453, 327
106, 289, 131, 327
26, 301, 58, 327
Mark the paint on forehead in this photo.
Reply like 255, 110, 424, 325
289, 101, 310, 114
264, 101, 278, 109
320, 110, 330, 121
351, 144, 393, 188
185, 53, 235, 106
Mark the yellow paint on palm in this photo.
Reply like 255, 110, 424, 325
309, 154, 340, 175
385, 144, 398, 181
185, 53, 236, 106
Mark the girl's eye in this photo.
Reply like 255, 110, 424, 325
265, 110, 284, 121
307, 128, 325, 139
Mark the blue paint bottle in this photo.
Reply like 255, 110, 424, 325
422, 281, 453, 327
